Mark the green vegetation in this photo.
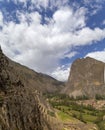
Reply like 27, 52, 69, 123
44, 93, 105, 130
58, 111, 71, 121
44, 93, 89, 101
95, 94, 105, 100
47, 110, 55, 117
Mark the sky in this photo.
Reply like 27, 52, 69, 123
0, 0, 105, 81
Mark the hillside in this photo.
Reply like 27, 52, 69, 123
0, 47, 63, 130
8, 56, 64, 94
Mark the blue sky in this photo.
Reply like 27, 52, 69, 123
0, 0, 105, 81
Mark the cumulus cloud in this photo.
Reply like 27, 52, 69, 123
86, 50, 105, 63
51, 65, 70, 81
53, 7, 86, 33
73, 27, 105, 45
0, 4, 105, 81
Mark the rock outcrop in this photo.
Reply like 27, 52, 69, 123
0, 47, 62, 130
64, 57, 105, 98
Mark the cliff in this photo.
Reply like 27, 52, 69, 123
64, 57, 105, 98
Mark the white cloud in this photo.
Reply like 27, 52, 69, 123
9, 0, 69, 10
0, 6, 105, 81
53, 7, 86, 33
73, 27, 105, 45
16, 11, 41, 24
64, 51, 78, 58
51, 65, 70, 81
12, 0, 105, 10
86, 50, 105, 63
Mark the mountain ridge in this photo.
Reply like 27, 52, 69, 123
0, 47, 63, 130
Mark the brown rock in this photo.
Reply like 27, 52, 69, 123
64, 57, 105, 98
0, 47, 62, 130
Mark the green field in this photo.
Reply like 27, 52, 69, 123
44, 93, 105, 130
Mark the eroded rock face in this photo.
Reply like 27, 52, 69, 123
0, 91, 43, 130
65, 57, 105, 98
0, 48, 62, 130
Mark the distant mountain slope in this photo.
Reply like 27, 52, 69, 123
7, 53, 64, 94
63, 57, 105, 98
0, 47, 62, 130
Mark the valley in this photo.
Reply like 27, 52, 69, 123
0, 47, 105, 130
44, 93, 105, 130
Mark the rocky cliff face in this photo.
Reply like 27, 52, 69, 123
64, 57, 105, 98
0, 47, 62, 130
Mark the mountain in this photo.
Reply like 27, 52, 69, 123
63, 57, 105, 98
8, 57, 64, 94
0, 47, 63, 130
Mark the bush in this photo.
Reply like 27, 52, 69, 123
76, 95, 89, 100
95, 94, 105, 100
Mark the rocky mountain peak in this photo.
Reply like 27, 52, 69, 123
64, 57, 105, 98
